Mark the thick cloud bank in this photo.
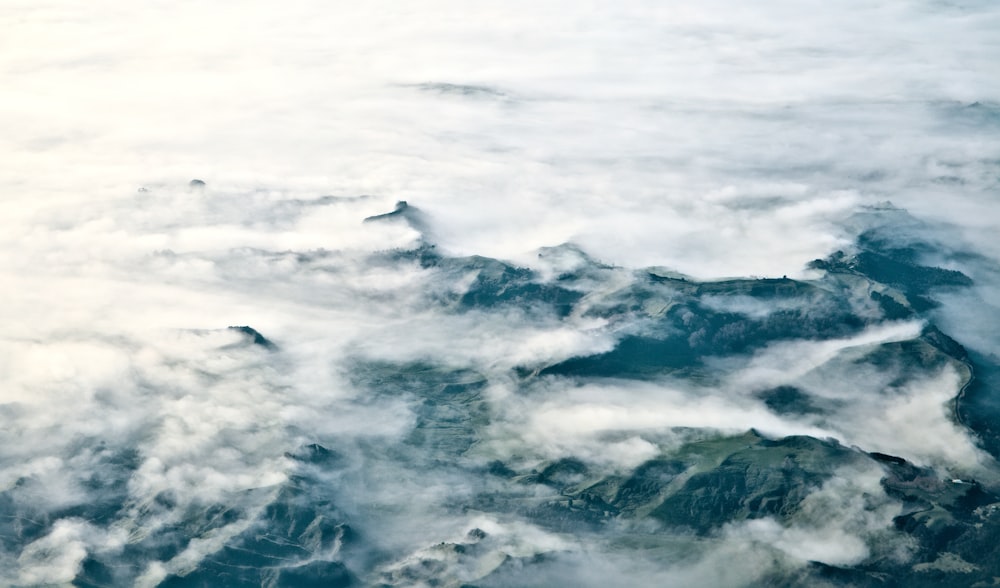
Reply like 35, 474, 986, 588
1, 1, 999, 586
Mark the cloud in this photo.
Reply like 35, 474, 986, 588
725, 463, 907, 567
1, 0, 999, 585
3, 1, 997, 274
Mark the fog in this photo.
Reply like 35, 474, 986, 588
2, 0, 999, 585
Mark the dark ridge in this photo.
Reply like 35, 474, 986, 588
810, 229, 973, 313
536, 458, 588, 487
854, 250, 971, 290
188, 178, 206, 189
651, 435, 858, 534
956, 351, 1000, 460
486, 460, 516, 478
391, 244, 584, 317
227, 326, 278, 350
467, 528, 488, 541
155, 465, 359, 588
363, 200, 409, 222
920, 324, 968, 361
802, 562, 887, 587
869, 452, 907, 465
455, 263, 583, 317
541, 282, 863, 379
540, 333, 699, 378
756, 385, 824, 416
870, 290, 913, 320
363, 200, 432, 238
285, 443, 342, 466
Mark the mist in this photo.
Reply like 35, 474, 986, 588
2, 0, 999, 586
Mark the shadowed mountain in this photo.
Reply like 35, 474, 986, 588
53, 203, 1000, 587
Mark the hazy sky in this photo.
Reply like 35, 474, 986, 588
3, 0, 998, 275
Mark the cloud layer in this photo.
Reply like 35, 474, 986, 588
2, 1, 999, 585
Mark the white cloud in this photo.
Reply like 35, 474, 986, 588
728, 463, 903, 567
16, 519, 127, 586
1, 0, 998, 584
